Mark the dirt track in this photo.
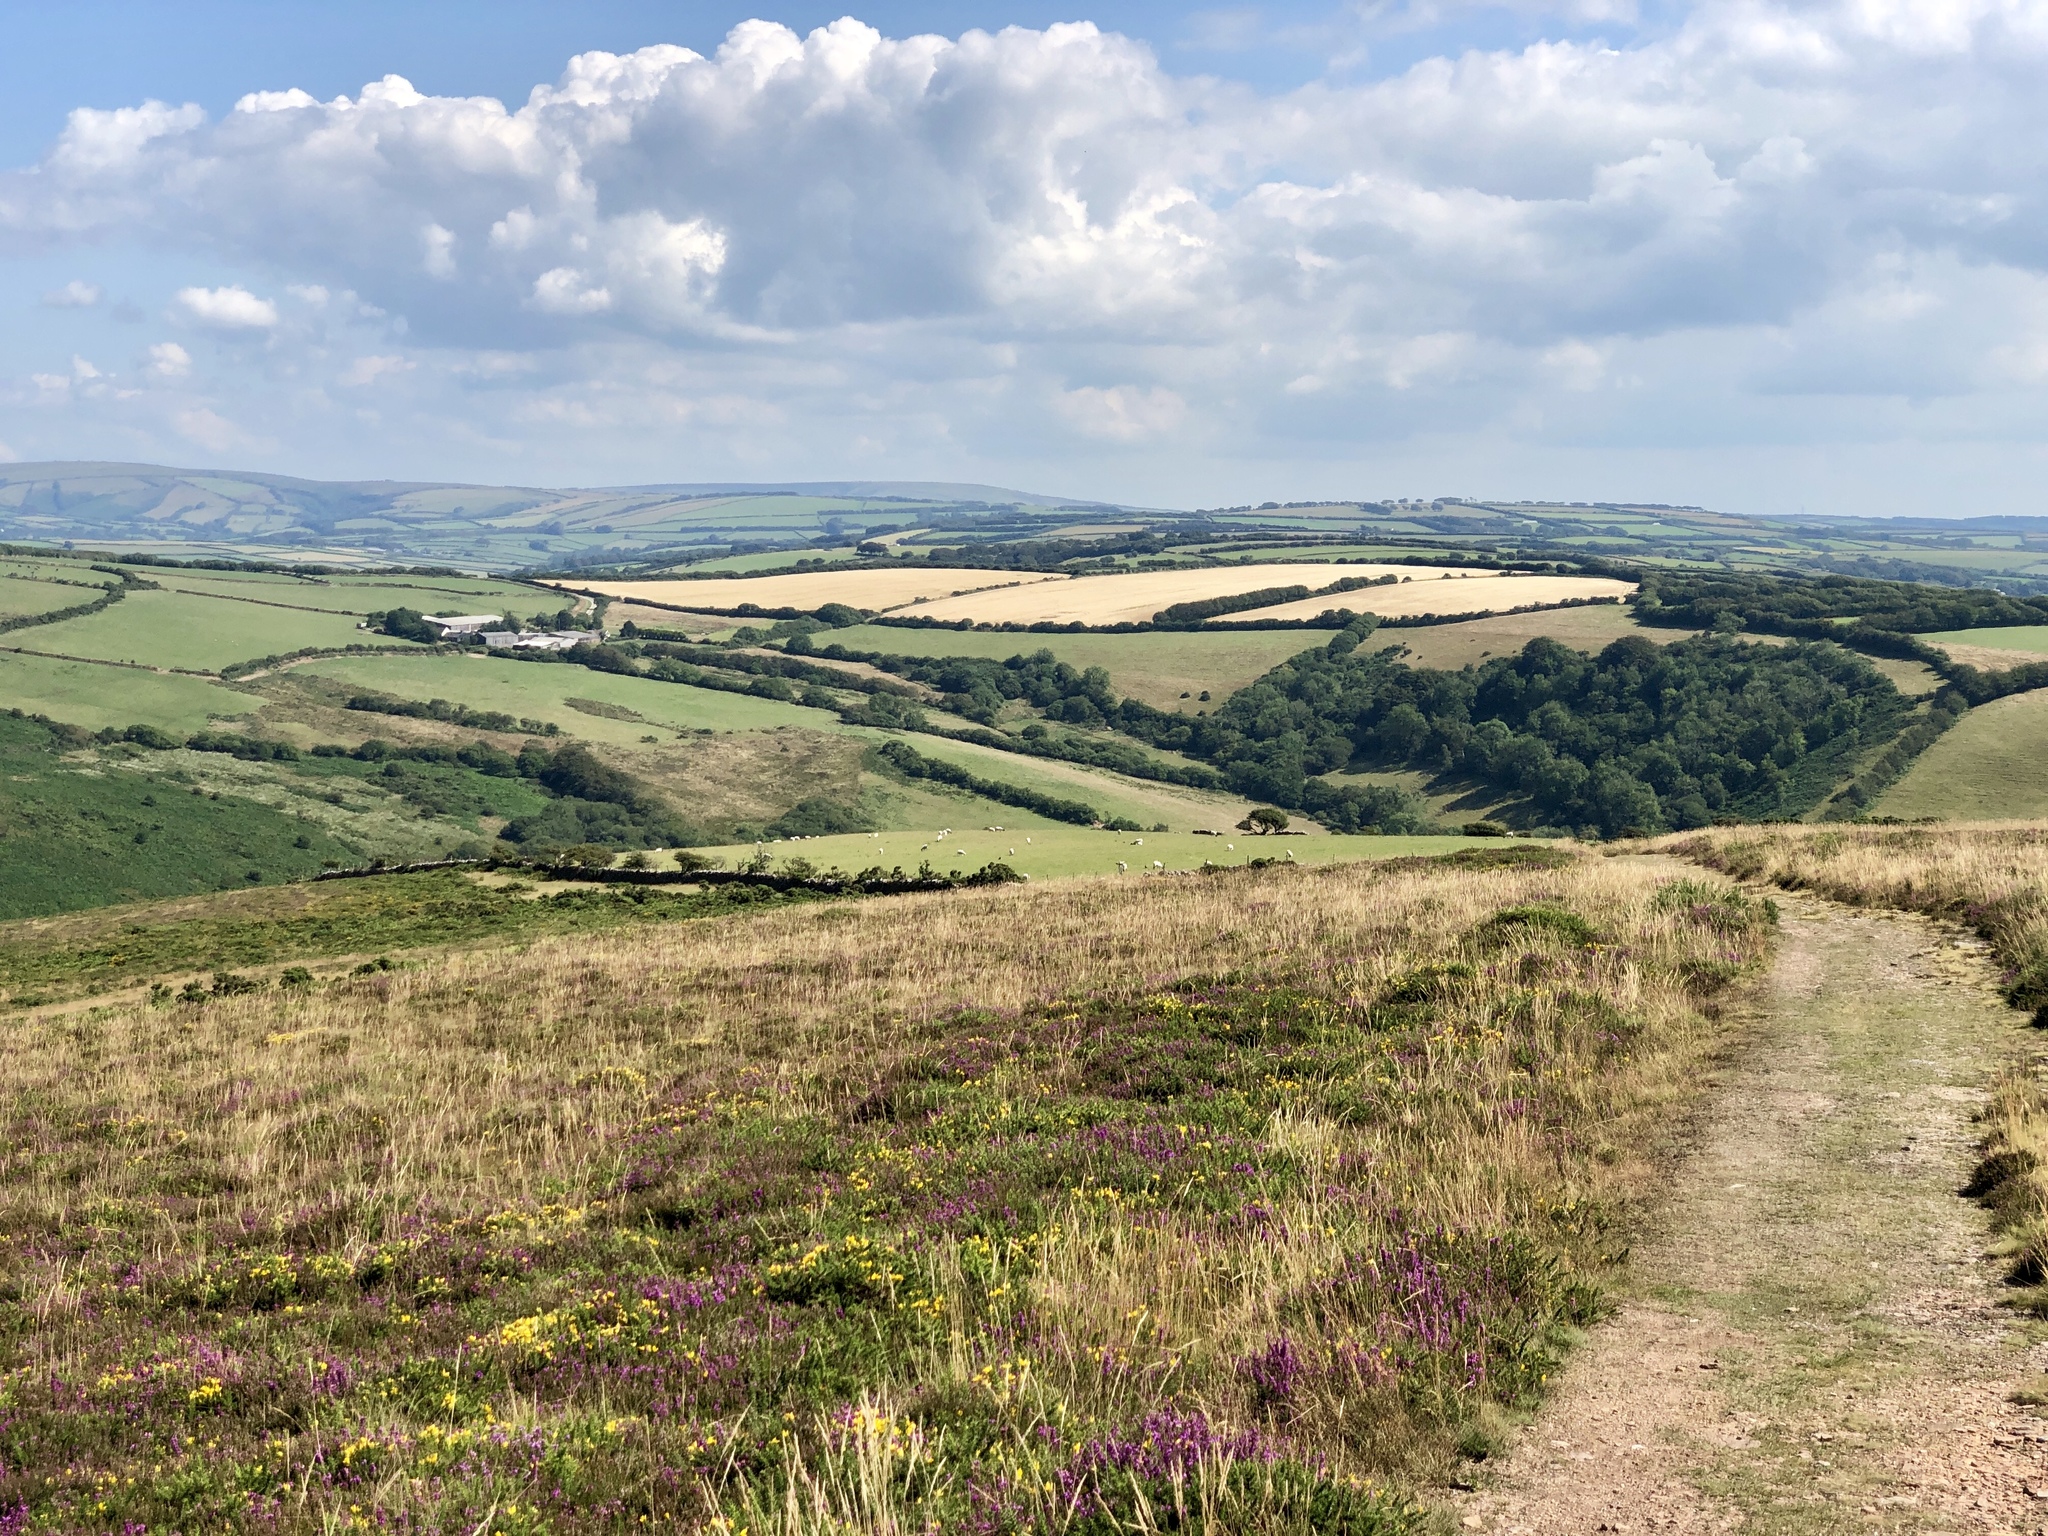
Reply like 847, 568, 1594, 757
1460, 889, 2048, 1534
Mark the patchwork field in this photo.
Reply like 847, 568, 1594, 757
297, 653, 836, 741
903, 562, 1468, 625
24, 588, 412, 672
1380, 602, 1673, 669
1873, 688, 2048, 820
824, 624, 1328, 708
1218, 576, 1636, 625
568, 567, 1067, 614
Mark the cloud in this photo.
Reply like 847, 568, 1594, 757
42, 279, 101, 307
8, 9, 2048, 509
341, 354, 413, 386
174, 285, 277, 329
146, 341, 192, 378
1056, 384, 1187, 441
173, 406, 243, 452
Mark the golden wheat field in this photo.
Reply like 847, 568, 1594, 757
561, 568, 1067, 614
0, 848, 1778, 1535
1216, 577, 1638, 625
899, 563, 1463, 625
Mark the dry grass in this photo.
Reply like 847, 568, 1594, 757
1216, 579, 1637, 626
0, 851, 1774, 1533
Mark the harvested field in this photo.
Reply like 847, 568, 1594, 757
1216, 576, 1637, 625
600, 601, 735, 636
904, 562, 1469, 625
1382, 603, 1679, 669
560, 567, 1067, 614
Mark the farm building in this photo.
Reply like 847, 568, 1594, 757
482, 630, 587, 652
421, 614, 505, 636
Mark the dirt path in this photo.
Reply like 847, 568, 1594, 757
1460, 889, 2048, 1534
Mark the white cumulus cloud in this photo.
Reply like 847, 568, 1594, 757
42, 279, 101, 307
174, 285, 278, 329
146, 341, 192, 378
9, 8, 2048, 509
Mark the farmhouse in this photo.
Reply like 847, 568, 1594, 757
482, 630, 587, 652
421, 613, 504, 636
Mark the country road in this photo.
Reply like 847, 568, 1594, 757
1461, 887, 2048, 1533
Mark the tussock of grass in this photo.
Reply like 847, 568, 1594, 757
0, 855, 1773, 1533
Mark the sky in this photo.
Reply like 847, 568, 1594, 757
2, 0, 2046, 516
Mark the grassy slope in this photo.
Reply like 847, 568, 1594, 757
300, 652, 836, 739
696, 825, 1490, 879
0, 716, 357, 920
0, 850, 1773, 1534
0, 869, 828, 1005
0, 651, 263, 730
1873, 688, 2048, 820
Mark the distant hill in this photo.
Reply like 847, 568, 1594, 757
0, 462, 1129, 570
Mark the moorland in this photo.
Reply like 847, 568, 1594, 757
4, 474, 2048, 1533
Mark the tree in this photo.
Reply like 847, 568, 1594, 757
1239, 807, 1291, 834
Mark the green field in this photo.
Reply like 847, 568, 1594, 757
692, 824, 1496, 881
300, 652, 840, 739
1924, 624, 2048, 655
0, 574, 104, 619
28, 588, 416, 672
878, 730, 1244, 829
826, 624, 1327, 708
146, 568, 554, 619
0, 650, 262, 730
1874, 688, 2048, 820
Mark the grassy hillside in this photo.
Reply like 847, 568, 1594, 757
0, 847, 1775, 1534
1873, 689, 2048, 820
0, 713, 356, 918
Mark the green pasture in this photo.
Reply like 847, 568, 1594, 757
825, 624, 1326, 708
688, 825, 1495, 882
138, 565, 552, 617
0, 650, 261, 731
1874, 689, 2048, 821
664, 547, 861, 575
299, 652, 839, 741
0, 561, 113, 589
0, 576, 99, 619
29, 588, 417, 672
1924, 624, 2048, 655
873, 729, 1242, 830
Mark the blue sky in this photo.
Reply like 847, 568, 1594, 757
3, 1, 2045, 515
